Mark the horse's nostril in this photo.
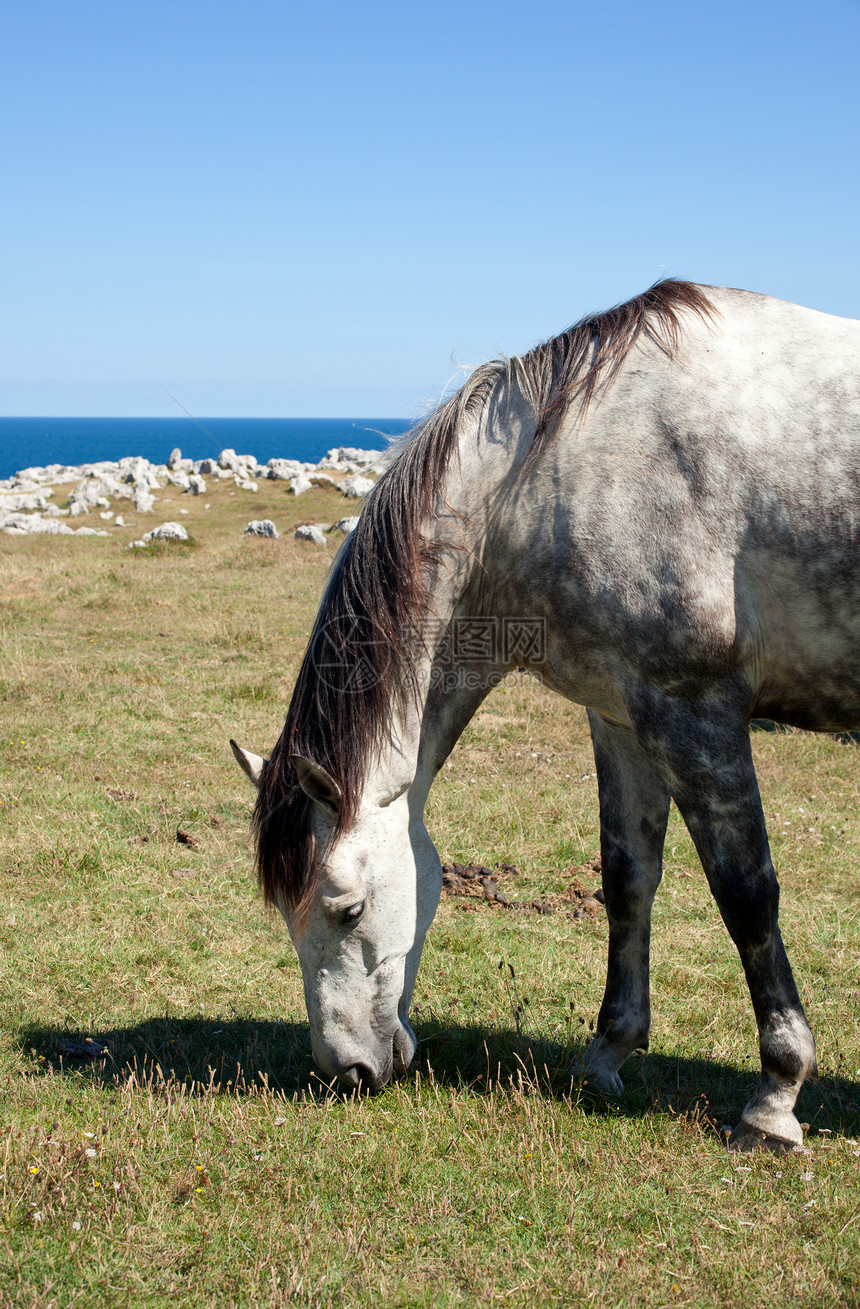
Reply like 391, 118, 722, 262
342, 1062, 378, 1090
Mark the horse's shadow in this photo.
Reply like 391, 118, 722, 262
21, 1014, 860, 1139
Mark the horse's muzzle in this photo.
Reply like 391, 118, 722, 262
329, 1023, 416, 1092
339, 1061, 388, 1093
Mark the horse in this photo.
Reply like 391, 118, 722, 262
231, 279, 860, 1151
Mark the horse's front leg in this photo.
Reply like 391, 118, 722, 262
629, 685, 817, 1151
580, 711, 671, 1093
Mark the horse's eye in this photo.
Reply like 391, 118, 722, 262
342, 902, 365, 925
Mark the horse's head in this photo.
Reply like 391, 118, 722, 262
231, 740, 442, 1090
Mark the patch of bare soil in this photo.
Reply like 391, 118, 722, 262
441, 854, 605, 920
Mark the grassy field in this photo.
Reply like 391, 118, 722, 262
2, 478, 860, 1307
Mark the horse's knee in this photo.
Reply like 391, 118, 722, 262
601, 844, 662, 919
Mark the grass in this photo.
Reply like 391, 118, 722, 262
2, 479, 860, 1306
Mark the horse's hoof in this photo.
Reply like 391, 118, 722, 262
573, 1060, 624, 1097
727, 1120, 802, 1153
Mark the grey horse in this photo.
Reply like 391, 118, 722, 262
234, 280, 860, 1150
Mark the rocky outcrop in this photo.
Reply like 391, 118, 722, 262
267, 458, 307, 481
129, 521, 189, 547
294, 523, 328, 546
0, 447, 384, 543
319, 446, 391, 475
244, 519, 279, 538
0, 490, 52, 512
337, 474, 374, 498
68, 474, 131, 515
0, 512, 109, 537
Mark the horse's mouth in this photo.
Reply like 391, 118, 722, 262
392, 1022, 417, 1077
352, 1026, 415, 1091
320, 1022, 417, 1093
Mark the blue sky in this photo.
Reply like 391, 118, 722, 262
2, 0, 859, 417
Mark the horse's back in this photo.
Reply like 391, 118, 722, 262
507, 288, 860, 731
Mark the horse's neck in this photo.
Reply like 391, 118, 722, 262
393, 394, 534, 811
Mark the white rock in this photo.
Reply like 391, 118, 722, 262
168, 470, 191, 489
0, 491, 51, 512
335, 516, 360, 534
185, 474, 206, 495
196, 458, 216, 475
122, 465, 160, 491
337, 474, 374, 498
289, 473, 312, 496
0, 512, 106, 537
245, 519, 279, 538
294, 523, 328, 546
143, 521, 189, 542
218, 448, 240, 471
15, 464, 93, 487
99, 511, 114, 520
133, 488, 155, 513
9, 476, 47, 491
14, 466, 68, 485
1, 513, 72, 535
317, 448, 390, 476
322, 446, 383, 468
267, 458, 305, 481
121, 456, 151, 485
167, 447, 183, 470
46, 470, 83, 487
309, 472, 336, 487
235, 477, 258, 492
68, 474, 127, 515
114, 514, 125, 527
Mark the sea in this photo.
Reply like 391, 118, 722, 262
0, 416, 412, 482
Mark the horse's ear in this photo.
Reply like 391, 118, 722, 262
230, 739, 267, 787
291, 755, 343, 815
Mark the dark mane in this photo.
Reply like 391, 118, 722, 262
254, 279, 715, 916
